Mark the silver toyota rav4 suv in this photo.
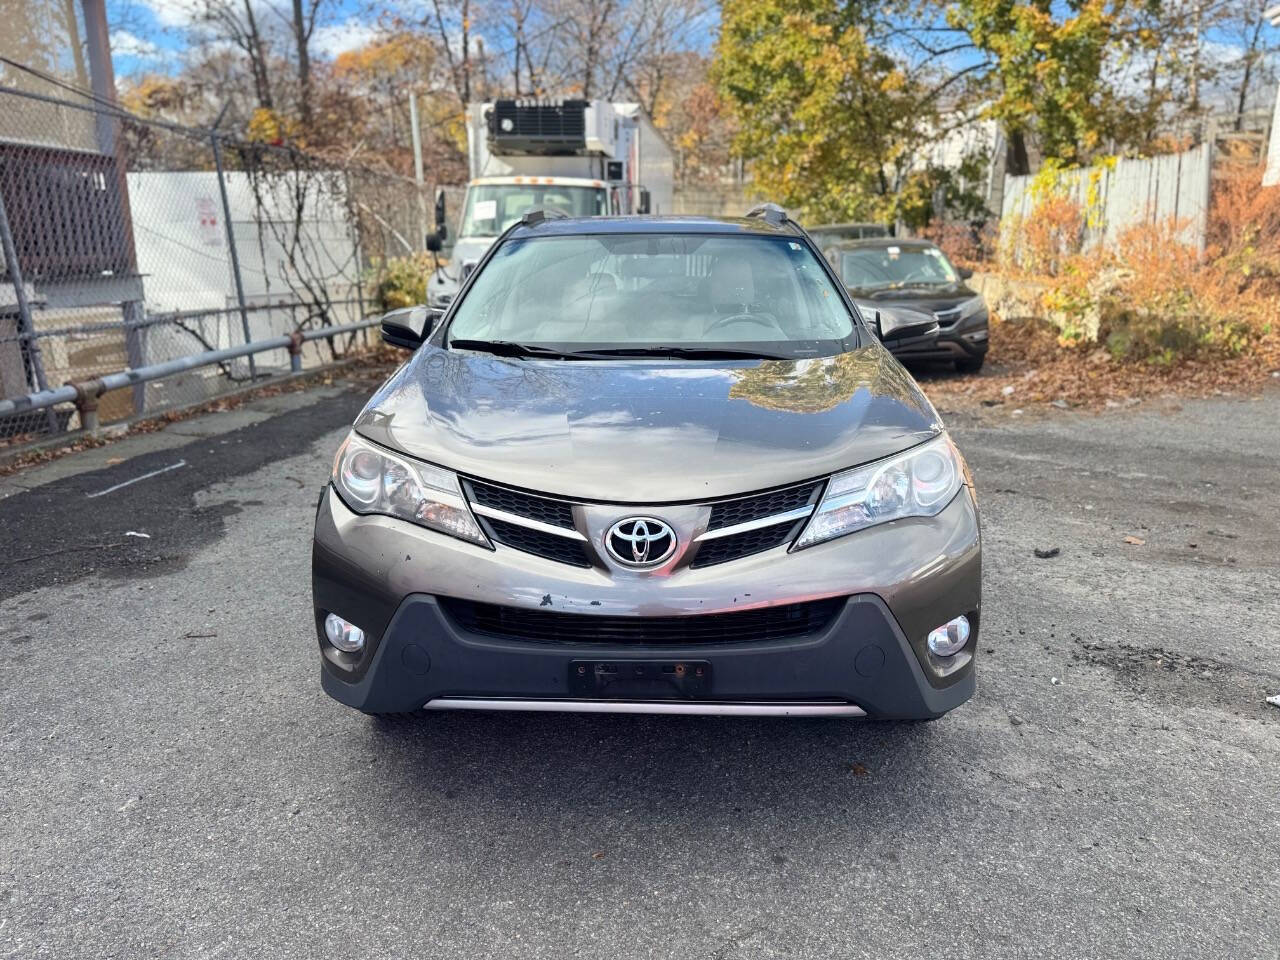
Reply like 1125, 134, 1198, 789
313, 206, 981, 719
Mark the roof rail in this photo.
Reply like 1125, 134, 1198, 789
520, 207, 570, 227
744, 202, 789, 227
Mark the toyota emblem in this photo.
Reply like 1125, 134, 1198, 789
605, 517, 677, 568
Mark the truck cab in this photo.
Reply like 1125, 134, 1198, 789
428, 99, 673, 309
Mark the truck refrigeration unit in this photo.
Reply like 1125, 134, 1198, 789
426, 99, 675, 309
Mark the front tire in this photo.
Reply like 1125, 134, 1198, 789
955, 354, 985, 374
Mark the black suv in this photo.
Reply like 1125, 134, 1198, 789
827, 238, 990, 373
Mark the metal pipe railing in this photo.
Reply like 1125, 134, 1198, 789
0, 318, 380, 428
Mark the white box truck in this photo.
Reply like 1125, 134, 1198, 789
426, 99, 674, 308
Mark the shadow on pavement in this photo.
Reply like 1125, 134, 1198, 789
352, 709, 964, 831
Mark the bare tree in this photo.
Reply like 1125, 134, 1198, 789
198, 0, 277, 111
1230, 0, 1280, 129
429, 0, 473, 103
281, 0, 324, 130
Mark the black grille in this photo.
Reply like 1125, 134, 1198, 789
706, 482, 821, 531
480, 516, 591, 567
441, 596, 845, 645
691, 517, 809, 568
465, 479, 575, 529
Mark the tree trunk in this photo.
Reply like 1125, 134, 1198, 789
242, 0, 273, 110
292, 0, 312, 130
1234, 9, 1265, 131
1189, 0, 1203, 112
461, 0, 471, 103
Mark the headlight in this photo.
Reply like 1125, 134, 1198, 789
957, 294, 987, 321
793, 434, 965, 549
331, 432, 489, 546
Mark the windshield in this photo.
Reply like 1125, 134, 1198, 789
809, 224, 890, 244
840, 246, 958, 290
446, 234, 856, 358
460, 185, 608, 238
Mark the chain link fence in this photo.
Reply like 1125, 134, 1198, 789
0, 83, 455, 444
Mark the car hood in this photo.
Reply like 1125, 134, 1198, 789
354, 342, 943, 502
847, 283, 979, 313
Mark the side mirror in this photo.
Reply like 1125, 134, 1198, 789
434, 188, 447, 239
380, 305, 440, 350
957, 266, 974, 280
637, 188, 651, 215
425, 231, 443, 253
872, 306, 939, 342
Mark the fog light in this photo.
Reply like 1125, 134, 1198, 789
324, 613, 366, 653
927, 615, 970, 657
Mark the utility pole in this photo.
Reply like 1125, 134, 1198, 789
210, 105, 256, 381
409, 92, 427, 249
1265, 6, 1280, 186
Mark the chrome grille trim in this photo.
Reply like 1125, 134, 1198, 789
693, 504, 815, 541
934, 308, 962, 326
470, 503, 587, 541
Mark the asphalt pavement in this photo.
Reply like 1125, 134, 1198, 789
1, 379, 1277, 959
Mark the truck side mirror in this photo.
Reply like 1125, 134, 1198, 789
638, 189, 651, 215
380, 305, 441, 350
434, 188, 447, 239
426, 232, 443, 253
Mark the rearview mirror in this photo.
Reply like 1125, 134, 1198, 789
872, 306, 939, 342
380, 305, 440, 350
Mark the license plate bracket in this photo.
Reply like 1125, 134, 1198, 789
568, 659, 711, 699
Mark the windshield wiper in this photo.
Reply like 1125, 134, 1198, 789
450, 340, 794, 361
449, 339, 593, 359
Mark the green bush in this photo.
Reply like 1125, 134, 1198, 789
366, 254, 436, 312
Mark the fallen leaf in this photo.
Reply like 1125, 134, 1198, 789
850, 763, 869, 776
1123, 535, 1146, 545
591, 851, 606, 860
1034, 546, 1060, 559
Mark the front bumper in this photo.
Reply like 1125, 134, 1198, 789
312, 485, 981, 720
890, 315, 989, 363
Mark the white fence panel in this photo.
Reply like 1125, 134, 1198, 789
1001, 144, 1213, 250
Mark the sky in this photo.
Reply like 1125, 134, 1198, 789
106, 0, 379, 76
103, 0, 1276, 116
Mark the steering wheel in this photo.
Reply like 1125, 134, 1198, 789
705, 312, 779, 334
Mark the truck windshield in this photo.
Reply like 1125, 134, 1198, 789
446, 234, 856, 358
461, 185, 607, 237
